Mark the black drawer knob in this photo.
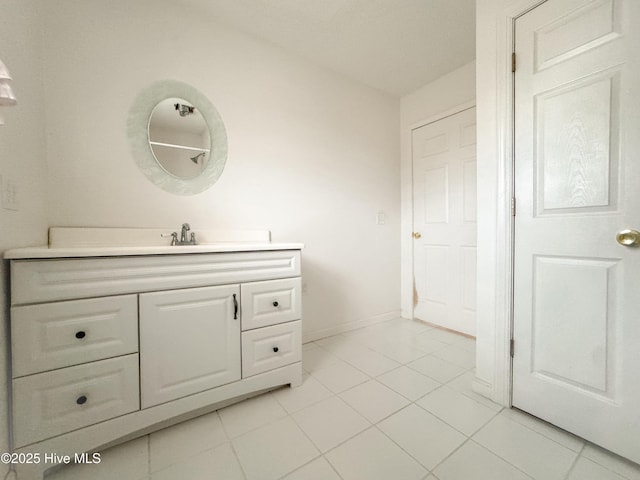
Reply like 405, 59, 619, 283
76, 395, 88, 405
75, 331, 86, 339
272, 301, 279, 307
273, 346, 279, 353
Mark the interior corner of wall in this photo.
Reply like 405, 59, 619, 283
471, 376, 494, 401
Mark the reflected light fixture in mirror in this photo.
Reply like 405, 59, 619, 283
0, 59, 17, 125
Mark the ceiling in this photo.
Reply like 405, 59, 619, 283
175, 0, 476, 97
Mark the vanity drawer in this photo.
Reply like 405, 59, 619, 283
241, 277, 301, 330
12, 354, 140, 448
11, 295, 138, 378
242, 320, 301, 378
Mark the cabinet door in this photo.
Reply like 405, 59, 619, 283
140, 285, 240, 408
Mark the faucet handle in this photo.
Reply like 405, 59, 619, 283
161, 232, 178, 246
190, 232, 197, 245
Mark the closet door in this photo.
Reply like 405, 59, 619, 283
139, 284, 240, 408
412, 106, 477, 335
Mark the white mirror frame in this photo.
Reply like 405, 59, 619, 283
127, 80, 228, 195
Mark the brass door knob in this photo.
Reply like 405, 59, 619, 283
616, 229, 640, 247
412, 232, 422, 239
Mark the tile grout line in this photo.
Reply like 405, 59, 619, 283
500, 408, 586, 453
272, 379, 333, 415
469, 417, 584, 480
283, 392, 351, 479
220, 392, 291, 440
368, 392, 479, 477
579, 443, 640, 480
367, 423, 430, 476
146, 433, 151, 478
411, 392, 503, 438
227, 437, 249, 480
562, 442, 586, 480
373, 392, 480, 477
228, 407, 318, 480
404, 354, 472, 385
408, 391, 505, 467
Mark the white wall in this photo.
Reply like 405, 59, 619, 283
40, 0, 401, 342
399, 61, 476, 321
400, 62, 476, 129
0, 0, 49, 474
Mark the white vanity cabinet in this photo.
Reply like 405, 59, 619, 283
5, 246, 302, 480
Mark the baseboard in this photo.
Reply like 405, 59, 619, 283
415, 318, 476, 339
302, 310, 401, 343
472, 376, 497, 403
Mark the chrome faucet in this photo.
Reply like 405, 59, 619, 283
180, 223, 190, 244
161, 223, 197, 246
179, 223, 197, 245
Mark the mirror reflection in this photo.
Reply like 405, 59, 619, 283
147, 97, 211, 179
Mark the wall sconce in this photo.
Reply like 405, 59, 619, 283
174, 103, 195, 117
0, 59, 17, 125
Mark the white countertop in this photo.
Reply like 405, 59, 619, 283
4, 243, 304, 260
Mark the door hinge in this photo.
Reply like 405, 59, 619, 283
511, 197, 516, 216
510, 338, 515, 358
512, 52, 517, 73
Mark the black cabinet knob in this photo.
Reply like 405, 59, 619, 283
272, 301, 279, 307
273, 347, 279, 353
76, 395, 88, 405
75, 331, 86, 339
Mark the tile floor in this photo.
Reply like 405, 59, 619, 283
47, 318, 640, 480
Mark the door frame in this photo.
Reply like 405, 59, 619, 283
404, 100, 476, 321
491, 0, 549, 406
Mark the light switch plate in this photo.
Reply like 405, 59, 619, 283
2, 175, 19, 211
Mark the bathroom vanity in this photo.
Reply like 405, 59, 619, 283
4, 236, 303, 479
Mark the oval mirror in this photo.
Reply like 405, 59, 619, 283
148, 98, 211, 179
127, 80, 228, 195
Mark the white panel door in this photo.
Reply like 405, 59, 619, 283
412, 107, 477, 335
139, 284, 241, 408
513, 0, 640, 463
